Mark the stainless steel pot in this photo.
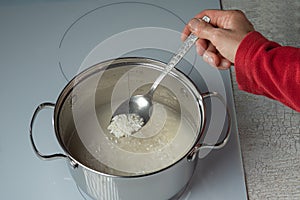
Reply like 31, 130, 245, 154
30, 57, 230, 200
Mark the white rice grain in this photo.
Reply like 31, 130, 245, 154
107, 114, 144, 138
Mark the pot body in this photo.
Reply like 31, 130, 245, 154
30, 57, 230, 200
68, 156, 198, 200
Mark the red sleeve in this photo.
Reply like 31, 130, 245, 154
234, 31, 300, 112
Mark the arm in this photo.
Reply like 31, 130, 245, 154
235, 31, 300, 111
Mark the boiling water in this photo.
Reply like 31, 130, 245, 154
67, 101, 197, 176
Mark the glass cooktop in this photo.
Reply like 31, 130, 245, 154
0, 0, 247, 199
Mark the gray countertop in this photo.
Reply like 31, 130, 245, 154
222, 0, 300, 199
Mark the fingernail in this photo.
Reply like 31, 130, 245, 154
208, 57, 214, 65
196, 45, 205, 55
220, 60, 231, 68
203, 52, 214, 65
188, 18, 200, 32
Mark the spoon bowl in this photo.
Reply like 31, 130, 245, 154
113, 93, 153, 124
129, 94, 153, 123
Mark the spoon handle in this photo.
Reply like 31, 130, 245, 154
148, 16, 210, 96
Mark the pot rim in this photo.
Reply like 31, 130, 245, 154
53, 57, 206, 178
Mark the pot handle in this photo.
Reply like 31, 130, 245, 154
188, 92, 231, 161
29, 102, 67, 160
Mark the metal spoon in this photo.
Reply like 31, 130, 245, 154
111, 16, 211, 130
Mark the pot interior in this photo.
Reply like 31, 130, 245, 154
55, 58, 203, 176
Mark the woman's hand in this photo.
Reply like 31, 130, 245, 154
182, 10, 255, 69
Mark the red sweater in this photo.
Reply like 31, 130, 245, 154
235, 31, 300, 112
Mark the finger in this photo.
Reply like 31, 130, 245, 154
203, 50, 219, 67
193, 9, 233, 29
181, 14, 212, 41
203, 42, 219, 66
187, 18, 217, 43
181, 13, 215, 41
195, 39, 208, 56
203, 51, 231, 70
194, 9, 254, 32
218, 58, 231, 70
203, 43, 224, 67
215, 51, 232, 69
181, 26, 191, 41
